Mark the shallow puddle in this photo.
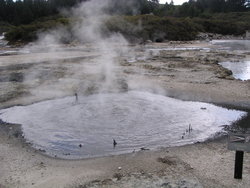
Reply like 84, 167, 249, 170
212, 40, 250, 51
220, 61, 250, 80
0, 91, 246, 159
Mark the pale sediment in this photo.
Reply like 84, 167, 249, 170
0, 41, 250, 188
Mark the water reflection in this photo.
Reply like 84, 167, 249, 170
212, 40, 250, 51
220, 61, 250, 81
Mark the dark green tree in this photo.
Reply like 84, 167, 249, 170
226, 0, 247, 12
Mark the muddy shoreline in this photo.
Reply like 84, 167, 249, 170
1, 118, 249, 188
0, 40, 250, 188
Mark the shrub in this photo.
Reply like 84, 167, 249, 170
106, 15, 199, 41
5, 17, 70, 43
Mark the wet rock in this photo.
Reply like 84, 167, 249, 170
161, 182, 177, 188
155, 38, 164, 43
63, 153, 70, 156
146, 40, 153, 43
113, 173, 123, 180
38, 149, 46, 152
0, 119, 7, 125
196, 32, 228, 41
216, 65, 233, 79
9, 72, 24, 82
101, 179, 113, 184
12, 130, 22, 138
224, 69, 233, 76
157, 157, 177, 165
140, 147, 150, 151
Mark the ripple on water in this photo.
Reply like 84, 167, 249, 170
0, 91, 246, 159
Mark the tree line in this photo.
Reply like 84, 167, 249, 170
168, 0, 250, 17
0, 0, 87, 25
0, 0, 249, 26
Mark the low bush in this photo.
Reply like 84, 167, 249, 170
0, 21, 14, 34
5, 17, 70, 43
106, 15, 199, 41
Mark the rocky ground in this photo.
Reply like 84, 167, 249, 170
0, 40, 250, 188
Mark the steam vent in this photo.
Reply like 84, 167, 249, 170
0, 0, 250, 187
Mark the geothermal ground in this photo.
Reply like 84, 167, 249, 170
0, 40, 250, 188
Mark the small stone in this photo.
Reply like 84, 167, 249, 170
140, 147, 150, 151
113, 173, 123, 180
38, 149, 46, 152
63, 153, 71, 156
161, 182, 170, 187
118, 166, 122, 170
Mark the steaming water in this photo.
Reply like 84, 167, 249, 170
0, 91, 246, 159
0, 35, 28, 55
212, 40, 250, 51
220, 61, 250, 81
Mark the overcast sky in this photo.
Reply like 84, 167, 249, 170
159, 0, 188, 5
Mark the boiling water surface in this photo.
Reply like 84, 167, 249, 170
0, 91, 246, 159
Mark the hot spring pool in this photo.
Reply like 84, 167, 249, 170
0, 91, 246, 159
220, 61, 250, 81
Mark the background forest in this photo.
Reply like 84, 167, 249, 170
0, 0, 250, 42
